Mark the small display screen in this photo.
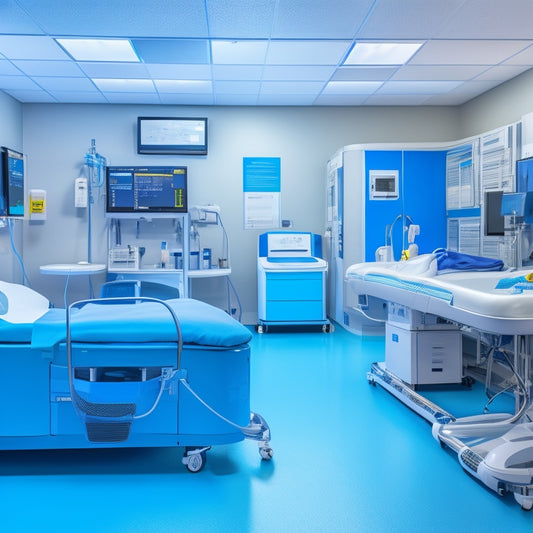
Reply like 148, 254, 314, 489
375, 177, 396, 192
106, 166, 187, 216
1, 147, 24, 217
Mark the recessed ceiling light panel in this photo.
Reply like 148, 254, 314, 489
56, 39, 140, 62
344, 42, 423, 65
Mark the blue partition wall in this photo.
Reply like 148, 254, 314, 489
364, 150, 447, 261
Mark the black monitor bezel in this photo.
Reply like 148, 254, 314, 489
1, 146, 24, 218
106, 165, 188, 217
137, 116, 208, 155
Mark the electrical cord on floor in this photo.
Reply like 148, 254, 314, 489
179, 377, 264, 437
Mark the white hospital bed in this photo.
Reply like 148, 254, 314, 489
346, 254, 533, 510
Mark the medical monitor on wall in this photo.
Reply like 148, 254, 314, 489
1, 147, 24, 217
137, 117, 208, 155
106, 166, 187, 218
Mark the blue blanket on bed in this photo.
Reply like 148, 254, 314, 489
30, 298, 252, 349
433, 248, 504, 273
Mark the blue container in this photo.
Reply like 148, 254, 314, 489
190, 251, 200, 270
202, 248, 212, 269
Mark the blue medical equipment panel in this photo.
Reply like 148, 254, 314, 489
364, 150, 447, 261
364, 151, 403, 261
403, 150, 447, 254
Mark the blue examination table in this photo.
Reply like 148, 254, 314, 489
0, 282, 272, 472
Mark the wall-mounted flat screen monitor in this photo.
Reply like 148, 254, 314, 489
137, 117, 208, 155
484, 190, 504, 236
1, 147, 24, 217
106, 166, 187, 218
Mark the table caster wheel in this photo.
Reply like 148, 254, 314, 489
259, 446, 273, 461
183, 448, 207, 473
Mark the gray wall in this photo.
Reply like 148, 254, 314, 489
20, 104, 459, 320
0, 91, 23, 282
458, 68, 533, 138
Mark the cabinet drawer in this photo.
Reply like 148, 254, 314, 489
265, 274, 323, 301
266, 300, 324, 321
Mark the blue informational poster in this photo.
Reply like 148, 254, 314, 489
243, 157, 281, 229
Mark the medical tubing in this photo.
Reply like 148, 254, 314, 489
356, 305, 386, 323
8, 218, 31, 286
179, 378, 263, 436
66, 297, 184, 418
227, 276, 243, 321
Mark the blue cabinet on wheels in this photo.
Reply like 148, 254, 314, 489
257, 232, 331, 333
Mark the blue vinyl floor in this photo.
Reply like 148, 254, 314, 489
2, 325, 533, 532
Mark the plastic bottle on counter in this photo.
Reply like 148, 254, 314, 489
161, 241, 170, 268
189, 224, 200, 269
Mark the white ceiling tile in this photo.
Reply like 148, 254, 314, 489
32, 76, 97, 91
474, 65, 531, 82
51, 91, 108, 103
211, 40, 268, 64
0, 1, 45, 34
103, 92, 161, 104
423, 93, 476, 105
272, 0, 375, 39
391, 65, 489, 81
154, 79, 212, 94
322, 81, 383, 95
260, 81, 324, 95
212, 65, 263, 81
314, 94, 369, 105
262, 65, 335, 81
378, 80, 462, 95
331, 66, 397, 81
0, 36, 70, 60
504, 45, 533, 66
364, 94, 433, 106
0, 75, 41, 90
12, 60, 84, 77
0, 60, 24, 76
411, 40, 532, 65
435, 0, 533, 39
442, 80, 503, 101
145, 64, 211, 80
214, 80, 260, 94
158, 93, 214, 105
3, 89, 56, 102
214, 94, 259, 105
266, 41, 351, 65
206, 0, 276, 39
92, 78, 155, 92
14, 0, 209, 38
79, 62, 150, 79
257, 93, 317, 105
356, 0, 465, 39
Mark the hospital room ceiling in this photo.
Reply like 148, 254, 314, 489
2, 0, 533, 106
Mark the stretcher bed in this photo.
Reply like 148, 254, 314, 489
0, 281, 272, 472
345, 254, 533, 509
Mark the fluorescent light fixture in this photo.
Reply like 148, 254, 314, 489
344, 42, 423, 65
56, 38, 140, 62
